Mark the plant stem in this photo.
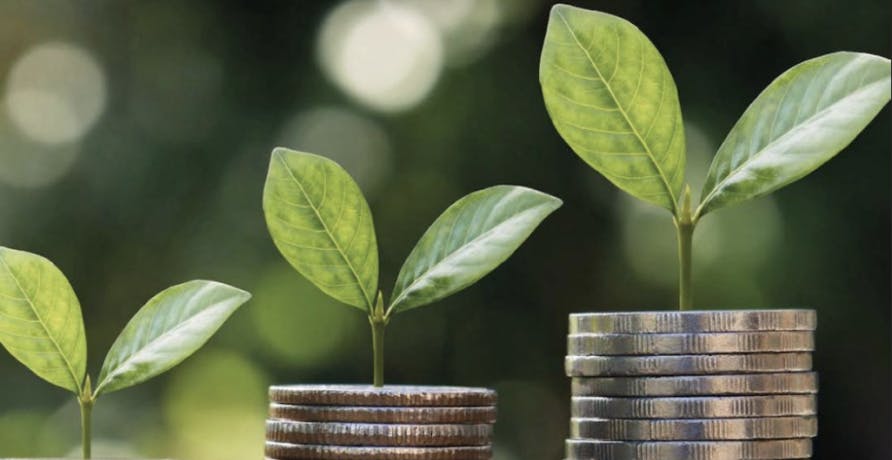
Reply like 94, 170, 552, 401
79, 397, 93, 459
676, 185, 695, 311
369, 291, 388, 387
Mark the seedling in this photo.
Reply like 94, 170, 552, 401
0, 247, 251, 458
539, 4, 891, 309
263, 148, 561, 387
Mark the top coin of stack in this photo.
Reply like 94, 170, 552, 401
266, 385, 497, 460
564, 310, 818, 460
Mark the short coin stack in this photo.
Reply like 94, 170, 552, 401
565, 310, 818, 460
266, 385, 497, 460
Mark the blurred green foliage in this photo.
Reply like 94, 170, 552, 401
0, 1, 888, 459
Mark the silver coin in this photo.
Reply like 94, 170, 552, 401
569, 310, 816, 334
266, 419, 492, 447
571, 395, 817, 419
565, 438, 812, 460
265, 441, 492, 460
567, 331, 815, 355
565, 353, 812, 377
572, 373, 819, 396
570, 416, 817, 441
269, 403, 497, 424
269, 385, 497, 407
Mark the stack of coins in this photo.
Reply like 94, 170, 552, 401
265, 385, 497, 460
565, 310, 818, 459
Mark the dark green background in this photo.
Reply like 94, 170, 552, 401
0, 1, 888, 459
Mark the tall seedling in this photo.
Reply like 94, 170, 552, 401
264, 148, 562, 386
539, 4, 891, 309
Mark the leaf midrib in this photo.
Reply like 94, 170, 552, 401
554, 9, 678, 214
389, 200, 549, 312
0, 254, 81, 393
96, 289, 235, 394
697, 76, 889, 216
275, 152, 374, 309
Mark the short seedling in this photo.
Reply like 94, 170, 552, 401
0, 247, 251, 458
539, 4, 891, 309
263, 148, 561, 387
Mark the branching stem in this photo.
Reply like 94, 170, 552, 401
369, 291, 388, 387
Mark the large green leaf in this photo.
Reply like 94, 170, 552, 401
540, 4, 685, 213
389, 186, 561, 313
95, 280, 250, 396
698, 52, 891, 218
263, 148, 379, 310
0, 247, 86, 393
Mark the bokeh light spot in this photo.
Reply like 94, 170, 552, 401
250, 265, 364, 368
278, 106, 393, 197
0, 112, 80, 188
318, 0, 444, 112
4, 42, 106, 144
163, 350, 268, 460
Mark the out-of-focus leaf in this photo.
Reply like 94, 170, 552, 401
540, 4, 685, 213
389, 186, 561, 313
95, 280, 251, 395
698, 52, 891, 217
0, 247, 86, 393
263, 148, 379, 311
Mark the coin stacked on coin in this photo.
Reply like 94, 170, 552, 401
565, 310, 818, 459
265, 385, 497, 460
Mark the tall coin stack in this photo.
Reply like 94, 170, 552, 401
265, 385, 497, 460
564, 310, 818, 460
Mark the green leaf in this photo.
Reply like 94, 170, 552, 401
540, 4, 685, 213
95, 280, 251, 396
698, 52, 891, 218
389, 186, 562, 313
263, 148, 379, 311
0, 247, 86, 393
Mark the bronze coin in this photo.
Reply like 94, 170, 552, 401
269, 385, 496, 407
265, 441, 492, 460
269, 403, 497, 424
266, 419, 492, 447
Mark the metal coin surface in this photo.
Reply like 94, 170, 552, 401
266, 419, 492, 447
570, 416, 818, 440
565, 438, 812, 460
265, 441, 492, 460
269, 403, 497, 424
269, 385, 497, 407
569, 310, 816, 334
571, 373, 819, 396
567, 331, 815, 355
565, 353, 812, 377
571, 395, 817, 419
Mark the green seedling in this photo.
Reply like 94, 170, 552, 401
539, 4, 891, 309
0, 247, 251, 458
263, 147, 562, 387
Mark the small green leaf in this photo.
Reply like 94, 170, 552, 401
698, 52, 891, 218
95, 280, 250, 396
263, 148, 379, 311
389, 186, 562, 313
540, 4, 685, 213
0, 247, 86, 393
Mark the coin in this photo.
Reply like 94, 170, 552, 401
571, 373, 819, 396
569, 310, 816, 334
571, 395, 817, 418
567, 331, 815, 355
269, 403, 497, 424
269, 385, 497, 407
265, 441, 493, 460
565, 353, 812, 376
565, 438, 812, 460
266, 420, 492, 446
570, 416, 817, 440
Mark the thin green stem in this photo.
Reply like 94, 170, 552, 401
676, 220, 694, 310
675, 185, 695, 311
79, 397, 93, 459
369, 291, 388, 387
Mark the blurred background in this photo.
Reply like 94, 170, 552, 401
0, 0, 888, 458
